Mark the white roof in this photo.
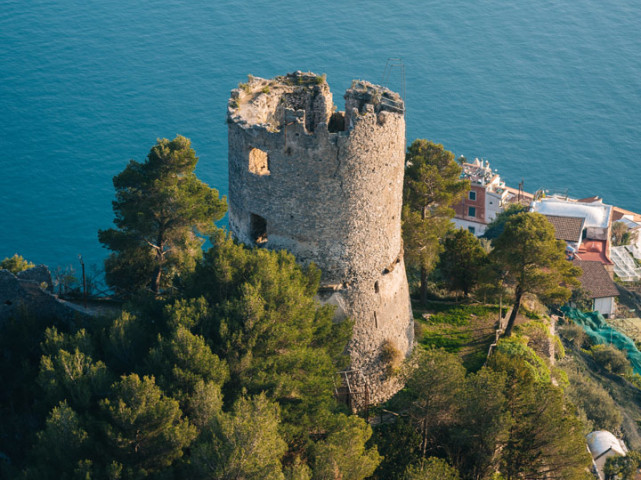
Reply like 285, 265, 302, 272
531, 198, 611, 229
618, 214, 641, 230
586, 431, 627, 459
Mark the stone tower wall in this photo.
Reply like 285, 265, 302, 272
227, 72, 413, 404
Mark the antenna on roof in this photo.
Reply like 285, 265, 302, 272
381, 58, 406, 105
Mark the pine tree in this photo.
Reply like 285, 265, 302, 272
490, 212, 581, 336
99, 135, 226, 296
439, 228, 488, 296
402, 140, 469, 303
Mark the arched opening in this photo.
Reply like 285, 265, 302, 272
250, 213, 268, 245
249, 148, 270, 175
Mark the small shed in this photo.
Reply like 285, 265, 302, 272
572, 260, 619, 318
586, 430, 627, 480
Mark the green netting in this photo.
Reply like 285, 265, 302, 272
561, 306, 641, 375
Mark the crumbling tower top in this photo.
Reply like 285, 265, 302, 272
228, 71, 404, 136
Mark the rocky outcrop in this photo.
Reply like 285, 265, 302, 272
16, 264, 53, 292
0, 266, 90, 325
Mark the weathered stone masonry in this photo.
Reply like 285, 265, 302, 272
227, 72, 413, 403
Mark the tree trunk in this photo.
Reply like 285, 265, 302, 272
504, 287, 523, 337
420, 265, 428, 305
152, 265, 162, 295
151, 237, 165, 295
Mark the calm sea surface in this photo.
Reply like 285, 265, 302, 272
1, 0, 640, 270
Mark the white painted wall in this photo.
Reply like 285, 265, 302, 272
485, 191, 503, 223
452, 217, 486, 236
594, 297, 616, 318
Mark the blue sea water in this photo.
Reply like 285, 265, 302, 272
1, 0, 640, 270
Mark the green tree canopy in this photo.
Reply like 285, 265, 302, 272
0, 253, 34, 274
98, 136, 227, 296
439, 228, 488, 296
403, 349, 466, 458
404, 457, 461, 480
190, 393, 287, 480
481, 203, 528, 240
22, 402, 91, 480
490, 212, 581, 336
312, 415, 381, 480
488, 352, 592, 480
604, 451, 641, 480
185, 231, 352, 444
100, 374, 196, 476
402, 139, 470, 304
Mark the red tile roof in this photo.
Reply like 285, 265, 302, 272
612, 206, 641, 223
572, 260, 619, 299
543, 215, 585, 242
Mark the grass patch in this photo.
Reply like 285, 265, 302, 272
420, 327, 472, 351
413, 300, 503, 371
416, 302, 504, 326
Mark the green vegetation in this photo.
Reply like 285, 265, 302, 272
612, 220, 637, 247
404, 457, 461, 480
564, 365, 623, 432
372, 347, 590, 480
1, 253, 35, 273
481, 203, 528, 240
413, 303, 504, 372
591, 344, 632, 374
402, 140, 470, 304
490, 211, 581, 336
604, 451, 641, 480
98, 136, 227, 296
0, 232, 378, 479
1, 136, 610, 480
438, 229, 488, 296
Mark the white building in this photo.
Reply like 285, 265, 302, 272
532, 196, 614, 270
572, 260, 619, 318
586, 430, 628, 480
452, 159, 529, 236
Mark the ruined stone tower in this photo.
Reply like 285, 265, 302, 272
227, 71, 413, 404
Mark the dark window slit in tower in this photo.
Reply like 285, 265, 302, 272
250, 214, 268, 245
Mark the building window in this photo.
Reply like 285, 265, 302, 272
469, 191, 476, 201
249, 148, 270, 175
468, 206, 476, 217
468, 226, 476, 234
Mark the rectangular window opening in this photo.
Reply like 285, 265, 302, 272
249, 148, 270, 176
468, 206, 476, 217
469, 191, 476, 201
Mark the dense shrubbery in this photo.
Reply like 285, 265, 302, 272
0, 253, 34, 273
563, 365, 623, 433
0, 234, 380, 479
591, 344, 632, 375
371, 345, 591, 480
